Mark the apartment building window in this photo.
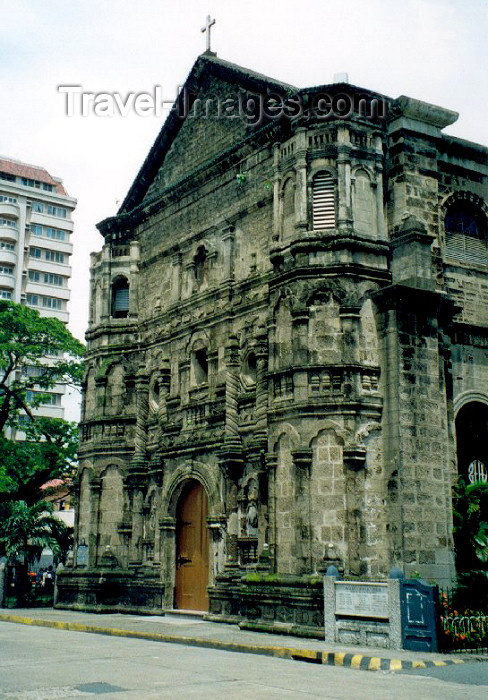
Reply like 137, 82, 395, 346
0, 218, 17, 228
46, 227, 67, 241
0, 172, 16, 182
42, 296, 63, 310
30, 223, 43, 236
0, 241, 14, 251
43, 273, 65, 286
20, 177, 54, 192
0, 289, 11, 299
24, 365, 45, 378
31, 202, 44, 213
47, 205, 67, 219
26, 293, 64, 310
0, 195, 17, 203
29, 224, 67, 241
25, 390, 62, 406
28, 270, 65, 287
22, 178, 40, 188
29, 247, 67, 263
0, 265, 14, 275
45, 250, 66, 263
28, 270, 41, 282
44, 393, 62, 406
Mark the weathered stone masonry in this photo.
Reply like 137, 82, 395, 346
56, 54, 488, 636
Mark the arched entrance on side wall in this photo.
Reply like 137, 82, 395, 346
455, 401, 488, 483
174, 479, 209, 611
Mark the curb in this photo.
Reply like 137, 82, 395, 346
292, 649, 467, 671
0, 613, 467, 672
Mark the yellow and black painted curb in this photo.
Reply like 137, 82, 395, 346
291, 649, 467, 671
0, 613, 468, 672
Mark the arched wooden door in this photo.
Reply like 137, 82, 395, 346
174, 480, 209, 611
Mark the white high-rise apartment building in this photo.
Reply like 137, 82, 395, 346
0, 156, 76, 422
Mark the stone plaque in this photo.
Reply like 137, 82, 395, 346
76, 544, 88, 567
335, 582, 388, 619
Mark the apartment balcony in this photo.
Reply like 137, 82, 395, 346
28, 260, 72, 277
0, 202, 19, 218
0, 224, 18, 242
36, 307, 69, 324
0, 249, 17, 266
0, 272, 15, 289
26, 281, 71, 301
31, 404, 65, 420
29, 238, 73, 256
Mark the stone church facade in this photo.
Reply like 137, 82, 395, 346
57, 54, 488, 635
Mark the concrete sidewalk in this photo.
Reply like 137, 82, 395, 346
1, 608, 486, 672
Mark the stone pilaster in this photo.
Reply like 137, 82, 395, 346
170, 249, 182, 303
129, 488, 144, 565
337, 126, 352, 230
253, 327, 268, 451
292, 448, 313, 573
129, 240, 139, 317
221, 226, 236, 280
88, 477, 101, 567
265, 452, 278, 571
294, 127, 308, 231
272, 144, 281, 241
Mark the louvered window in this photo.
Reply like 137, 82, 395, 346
312, 173, 336, 230
445, 202, 487, 266
446, 233, 487, 265
112, 278, 129, 318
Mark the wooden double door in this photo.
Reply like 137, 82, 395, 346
174, 480, 209, 611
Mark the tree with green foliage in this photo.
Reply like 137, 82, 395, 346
0, 299, 84, 431
452, 477, 488, 610
0, 418, 79, 505
0, 300, 83, 599
0, 499, 70, 566
0, 500, 72, 606
453, 477, 488, 574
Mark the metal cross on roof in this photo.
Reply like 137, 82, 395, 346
201, 15, 216, 53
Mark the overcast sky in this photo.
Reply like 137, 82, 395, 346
2, 0, 487, 416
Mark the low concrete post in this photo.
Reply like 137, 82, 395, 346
387, 579, 402, 649
388, 566, 404, 649
324, 565, 341, 643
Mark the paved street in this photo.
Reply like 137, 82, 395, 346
1, 621, 488, 699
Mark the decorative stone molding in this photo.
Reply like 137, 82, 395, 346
291, 448, 313, 472
342, 445, 367, 470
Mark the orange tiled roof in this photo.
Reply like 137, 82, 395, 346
0, 157, 68, 196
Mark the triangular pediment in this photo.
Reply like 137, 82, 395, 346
119, 54, 296, 213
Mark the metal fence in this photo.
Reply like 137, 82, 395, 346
439, 587, 488, 653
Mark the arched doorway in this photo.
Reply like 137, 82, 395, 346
174, 479, 209, 611
455, 402, 488, 483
